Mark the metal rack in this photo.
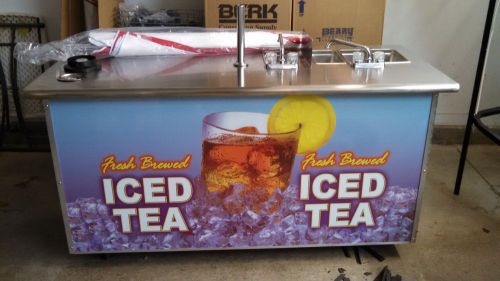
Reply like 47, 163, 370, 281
0, 16, 46, 149
454, 0, 499, 195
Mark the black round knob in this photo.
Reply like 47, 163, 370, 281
64, 55, 101, 74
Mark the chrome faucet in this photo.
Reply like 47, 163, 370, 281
278, 34, 286, 64
325, 38, 373, 62
234, 4, 247, 68
263, 33, 298, 70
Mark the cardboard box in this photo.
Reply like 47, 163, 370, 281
205, 0, 293, 30
292, 0, 385, 49
98, 0, 121, 28
60, 0, 85, 38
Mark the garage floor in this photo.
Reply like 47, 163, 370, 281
0, 145, 499, 281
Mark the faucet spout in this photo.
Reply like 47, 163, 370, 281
325, 38, 372, 62
234, 4, 247, 68
278, 34, 286, 64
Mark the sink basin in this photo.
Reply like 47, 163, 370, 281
311, 50, 346, 64
312, 48, 410, 65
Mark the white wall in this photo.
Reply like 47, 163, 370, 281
478, 2, 500, 127
383, 0, 490, 126
1, 0, 61, 42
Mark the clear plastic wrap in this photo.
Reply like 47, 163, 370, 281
15, 31, 103, 65
15, 27, 312, 65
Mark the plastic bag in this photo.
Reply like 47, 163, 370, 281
16, 27, 312, 65
15, 31, 103, 65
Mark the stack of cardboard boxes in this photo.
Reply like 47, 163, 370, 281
205, 0, 386, 49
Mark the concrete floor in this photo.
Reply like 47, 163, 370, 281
0, 145, 499, 281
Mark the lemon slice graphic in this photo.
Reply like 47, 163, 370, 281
268, 95, 336, 154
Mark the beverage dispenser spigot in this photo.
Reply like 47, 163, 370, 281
234, 4, 248, 68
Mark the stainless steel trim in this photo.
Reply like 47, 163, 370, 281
66, 240, 411, 255
44, 100, 75, 254
24, 87, 461, 99
23, 86, 461, 99
411, 93, 437, 242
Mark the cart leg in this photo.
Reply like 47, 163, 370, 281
353, 247, 361, 264
360, 246, 385, 262
341, 247, 350, 258
99, 254, 111, 260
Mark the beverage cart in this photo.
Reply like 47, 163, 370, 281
22, 20, 459, 254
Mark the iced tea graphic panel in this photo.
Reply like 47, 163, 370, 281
202, 112, 299, 213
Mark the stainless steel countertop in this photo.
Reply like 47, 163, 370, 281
23, 47, 459, 99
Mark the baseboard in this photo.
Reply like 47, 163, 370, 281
432, 125, 499, 145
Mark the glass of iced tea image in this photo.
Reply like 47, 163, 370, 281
202, 112, 300, 213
